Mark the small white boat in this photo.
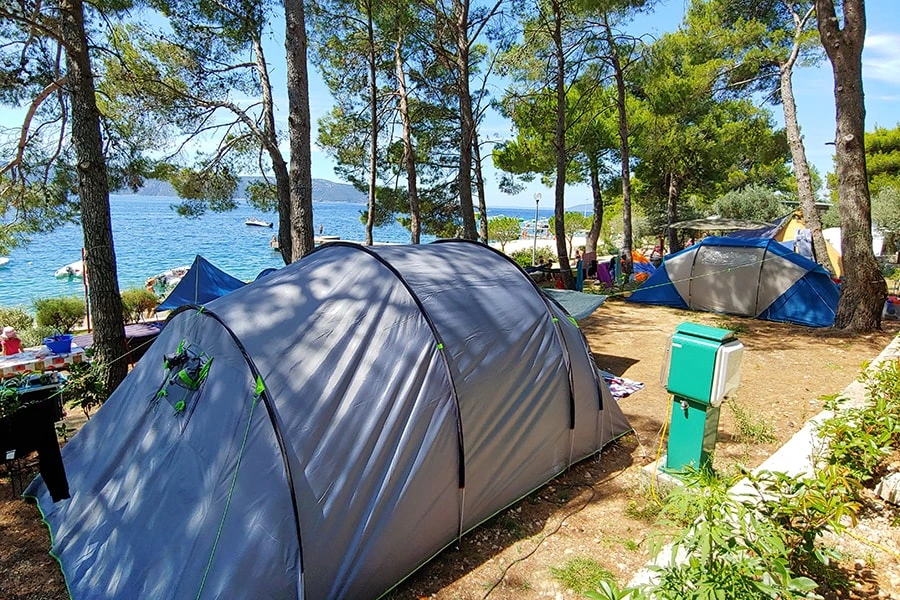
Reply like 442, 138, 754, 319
55, 260, 85, 279
246, 218, 273, 228
0, 257, 9, 267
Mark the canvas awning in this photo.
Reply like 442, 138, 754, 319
670, 216, 770, 231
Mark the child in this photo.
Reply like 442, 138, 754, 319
1, 326, 22, 355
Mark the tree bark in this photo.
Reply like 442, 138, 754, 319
395, 34, 420, 244
59, 0, 128, 392
667, 173, 680, 253
285, 0, 314, 260
603, 15, 632, 274
817, 0, 886, 332
552, 0, 573, 289
365, 1, 377, 246
454, 0, 478, 240
585, 159, 603, 256
253, 35, 293, 265
781, 6, 832, 273
472, 130, 489, 243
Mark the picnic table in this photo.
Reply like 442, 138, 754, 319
0, 344, 86, 379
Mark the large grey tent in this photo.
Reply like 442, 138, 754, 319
26, 241, 631, 599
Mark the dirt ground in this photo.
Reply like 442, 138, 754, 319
2, 298, 900, 600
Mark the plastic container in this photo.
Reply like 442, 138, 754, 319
883, 296, 900, 320
44, 334, 73, 354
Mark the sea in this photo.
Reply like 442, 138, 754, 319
0, 195, 558, 309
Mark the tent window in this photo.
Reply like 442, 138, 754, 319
150, 341, 214, 430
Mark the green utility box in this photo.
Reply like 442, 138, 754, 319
662, 322, 743, 472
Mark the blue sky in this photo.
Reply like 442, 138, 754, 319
300, 0, 900, 209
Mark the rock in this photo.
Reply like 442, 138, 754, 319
875, 472, 900, 504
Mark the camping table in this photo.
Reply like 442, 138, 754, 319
0, 344, 86, 379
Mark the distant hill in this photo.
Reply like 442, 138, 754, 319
124, 177, 366, 204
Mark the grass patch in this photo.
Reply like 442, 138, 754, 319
728, 401, 776, 444
549, 557, 614, 593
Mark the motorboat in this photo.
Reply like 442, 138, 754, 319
246, 218, 273, 228
146, 265, 191, 296
55, 260, 85, 279
0, 257, 9, 267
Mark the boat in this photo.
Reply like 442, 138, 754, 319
145, 265, 191, 296
246, 218, 273, 228
55, 260, 85, 279
0, 257, 9, 267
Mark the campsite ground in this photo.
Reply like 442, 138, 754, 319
2, 298, 900, 599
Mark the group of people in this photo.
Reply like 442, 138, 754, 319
1, 326, 22, 355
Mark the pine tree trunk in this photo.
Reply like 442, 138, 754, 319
395, 36, 420, 244
667, 173, 680, 254
585, 160, 603, 256
603, 15, 632, 274
253, 36, 292, 265
817, 0, 886, 332
365, 2, 377, 246
285, 0, 314, 260
473, 131, 489, 243
780, 8, 832, 274
454, 0, 478, 240
552, 0, 573, 289
59, 0, 128, 392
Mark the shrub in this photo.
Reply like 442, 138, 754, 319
509, 247, 555, 268
33, 296, 86, 333
0, 306, 34, 332
121, 287, 158, 323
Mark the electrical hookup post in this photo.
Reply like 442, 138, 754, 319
645, 323, 744, 485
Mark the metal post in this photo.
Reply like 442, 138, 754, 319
532, 192, 541, 265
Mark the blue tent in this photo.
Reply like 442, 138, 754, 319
156, 255, 246, 312
626, 237, 839, 327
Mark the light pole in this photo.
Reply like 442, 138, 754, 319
532, 192, 542, 266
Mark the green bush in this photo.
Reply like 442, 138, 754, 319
509, 247, 556, 268
33, 296, 86, 333
64, 359, 109, 419
121, 287, 158, 323
0, 306, 34, 332
20, 325, 55, 348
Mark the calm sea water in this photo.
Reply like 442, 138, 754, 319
0, 195, 556, 309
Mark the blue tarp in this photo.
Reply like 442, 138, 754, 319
156, 255, 246, 312
626, 237, 839, 327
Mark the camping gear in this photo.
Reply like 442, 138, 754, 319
43, 334, 73, 354
626, 237, 840, 328
155, 255, 246, 313
25, 240, 631, 600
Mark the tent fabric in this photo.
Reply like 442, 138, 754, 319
626, 236, 839, 327
26, 240, 631, 600
728, 211, 843, 277
155, 255, 246, 312
542, 289, 608, 321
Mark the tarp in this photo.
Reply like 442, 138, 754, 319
155, 255, 246, 312
26, 240, 632, 600
542, 289, 608, 320
728, 211, 843, 276
626, 236, 840, 327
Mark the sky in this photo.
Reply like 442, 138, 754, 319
297, 0, 900, 209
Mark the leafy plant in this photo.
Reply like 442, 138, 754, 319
121, 287, 158, 323
509, 246, 555, 268
729, 401, 777, 444
0, 377, 23, 418
33, 296, 86, 334
64, 359, 109, 418
0, 306, 34, 333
